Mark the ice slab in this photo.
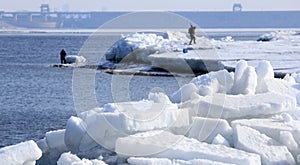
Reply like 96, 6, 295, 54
170, 83, 199, 103
57, 152, 107, 165
116, 131, 260, 165
0, 140, 42, 165
182, 91, 296, 120
188, 117, 232, 144
232, 115, 300, 157
45, 129, 67, 151
233, 125, 295, 165
128, 157, 235, 165
231, 64, 257, 95
191, 69, 234, 96
77, 94, 189, 150
171, 69, 234, 103
65, 116, 93, 153
38, 129, 69, 164
231, 115, 300, 143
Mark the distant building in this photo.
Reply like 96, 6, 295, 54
40, 4, 50, 14
233, 3, 242, 12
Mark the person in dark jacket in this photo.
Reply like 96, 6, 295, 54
188, 25, 196, 45
60, 49, 67, 64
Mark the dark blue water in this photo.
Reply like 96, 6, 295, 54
0, 33, 186, 147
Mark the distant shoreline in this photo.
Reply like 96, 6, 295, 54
1, 11, 300, 29
0, 28, 299, 35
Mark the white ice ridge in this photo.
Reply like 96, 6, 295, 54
175, 60, 298, 119
0, 140, 42, 165
105, 31, 189, 63
102, 30, 300, 74
116, 131, 261, 165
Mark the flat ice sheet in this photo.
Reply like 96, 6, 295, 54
116, 131, 260, 165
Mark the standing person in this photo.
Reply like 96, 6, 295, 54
188, 24, 196, 45
60, 49, 67, 64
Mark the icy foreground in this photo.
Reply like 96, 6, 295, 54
2, 60, 300, 164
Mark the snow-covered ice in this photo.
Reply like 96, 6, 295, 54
105, 31, 188, 63
0, 140, 42, 165
103, 30, 300, 75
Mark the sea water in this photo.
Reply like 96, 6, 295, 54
0, 30, 265, 147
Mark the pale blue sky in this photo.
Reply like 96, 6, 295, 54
0, 0, 299, 12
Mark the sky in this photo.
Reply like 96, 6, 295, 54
0, 0, 300, 12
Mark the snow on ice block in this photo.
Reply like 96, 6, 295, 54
79, 98, 189, 150
128, 157, 235, 165
231, 65, 257, 95
170, 83, 199, 103
233, 125, 295, 165
255, 60, 274, 93
171, 69, 234, 103
182, 91, 296, 120
212, 134, 231, 147
188, 117, 232, 144
65, 55, 86, 64
0, 140, 42, 165
116, 131, 260, 165
57, 152, 107, 165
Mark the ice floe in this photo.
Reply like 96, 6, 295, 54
101, 30, 300, 75
233, 125, 295, 165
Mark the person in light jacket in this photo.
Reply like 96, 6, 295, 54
188, 25, 196, 45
